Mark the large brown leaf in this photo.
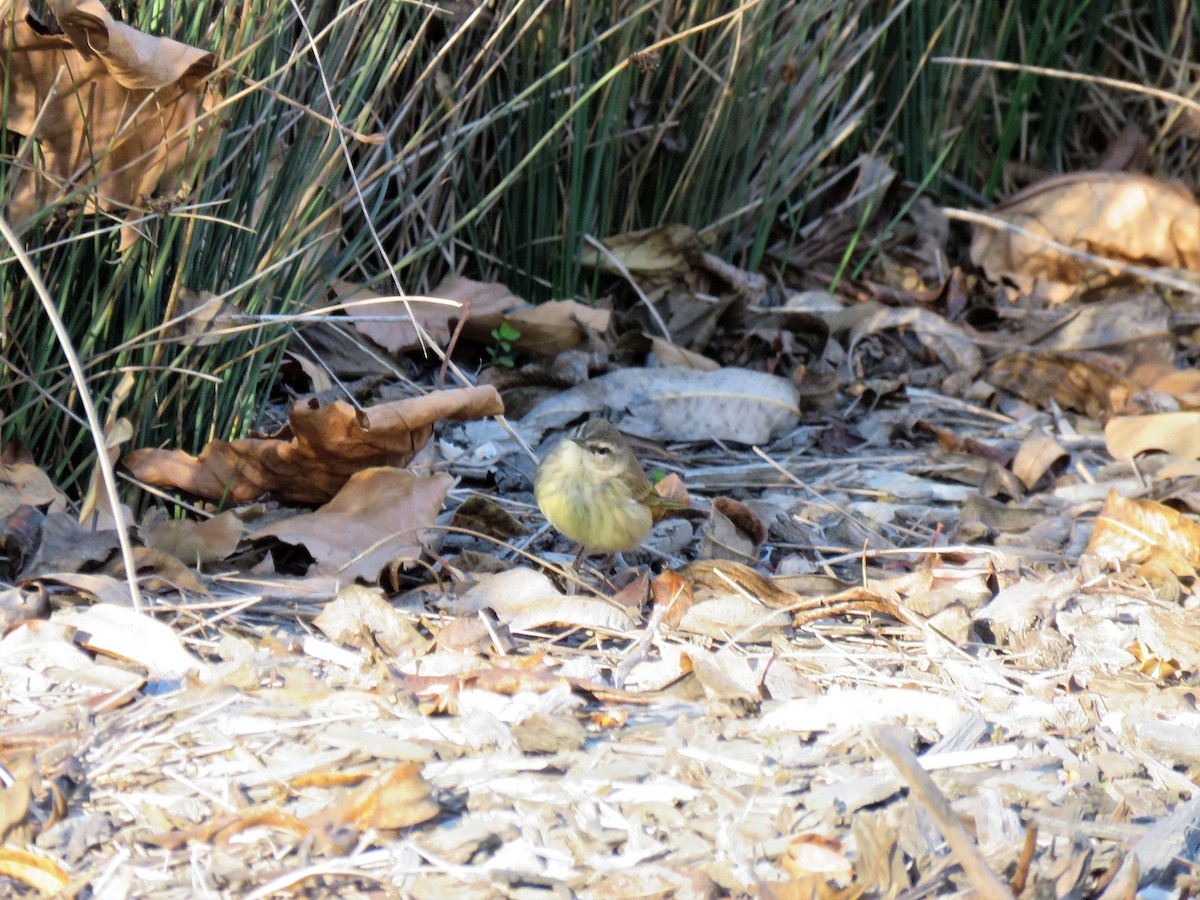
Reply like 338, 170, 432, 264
252, 468, 453, 581
124, 386, 502, 503
2, 0, 219, 250
970, 172, 1200, 302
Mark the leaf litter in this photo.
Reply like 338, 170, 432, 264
10, 37, 1200, 898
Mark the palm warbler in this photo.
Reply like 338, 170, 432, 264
534, 418, 686, 554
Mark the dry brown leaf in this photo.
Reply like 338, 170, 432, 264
970, 172, 1200, 301
13, 510, 121, 581
124, 386, 502, 504
0, 463, 65, 517
455, 567, 636, 633
2, 506, 42, 581
1106, 412, 1200, 460
1011, 430, 1068, 490
147, 807, 309, 849
579, 223, 708, 277
681, 559, 801, 609
306, 762, 440, 833
0, 750, 33, 844
664, 560, 794, 641
674, 560, 911, 634
1087, 490, 1200, 577
284, 350, 334, 394
651, 568, 694, 628
590, 708, 629, 728
290, 770, 371, 789
846, 306, 982, 379
1129, 362, 1200, 408
1, 618, 146, 698
143, 510, 243, 565
431, 614, 493, 653
1135, 607, 1200, 675
700, 503, 758, 565
340, 276, 515, 353
165, 287, 239, 347
1023, 292, 1172, 361
511, 711, 587, 753
675, 592, 791, 642
79, 414, 134, 528
100, 546, 209, 595
55, 603, 213, 678
448, 495, 529, 540
678, 646, 761, 704
1125, 637, 1180, 682
427, 274, 523, 316
253, 469, 454, 581
4, 0, 219, 250
0, 845, 70, 895
649, 336, 721, 370
393, 656, 569, 712
466, 662, 569, 696
988, 352, 1135, 418
780, 834, 855, 886
608, 566, 651, 611
653, 472, 690, 509
712, 497, 768, 545
975, 575, 1080, 643
465, 299, 611, 356
35, 571, 132, 605
313, 583, 427, 658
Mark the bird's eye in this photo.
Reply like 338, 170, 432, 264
590, 444, 611, 456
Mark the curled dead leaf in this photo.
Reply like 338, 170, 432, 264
100, 546, 209, 595
713, 497, 768, 545
124, 386, 501, 504
653, 472, 690, 509
780, 834, 854, 885
700, 503, 759, 565
1011, 430, 1068, 490
651, 568, 694, 628
449, 495, 530, 541
464, 299, 612, 357
0, 846, 70, 894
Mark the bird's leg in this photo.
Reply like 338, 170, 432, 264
556, 544, 589, 596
